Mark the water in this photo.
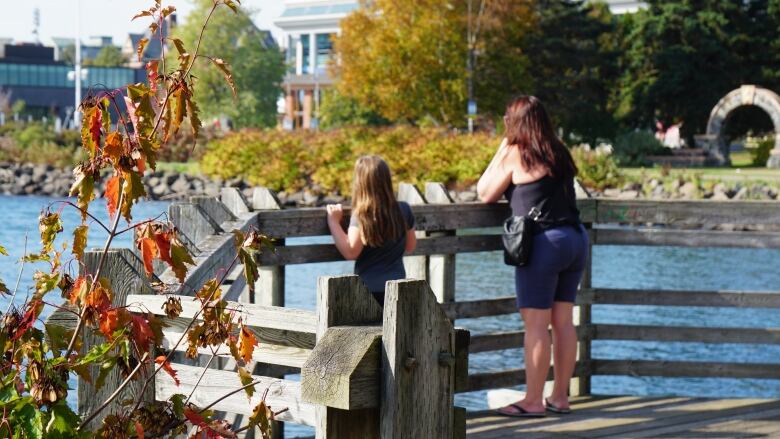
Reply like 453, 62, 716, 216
2, 196, 780, 437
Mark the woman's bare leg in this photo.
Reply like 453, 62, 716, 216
513, 307, 552, 412
549, 301, 577, 409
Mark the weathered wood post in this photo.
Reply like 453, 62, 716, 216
381, 279, 458, 438
78, 249, 156, 430
570, 195, 594, 397
310, 275, 383, 439
251, 187, 285, 307
424, 182, 456, 303
397, 183, 428, 281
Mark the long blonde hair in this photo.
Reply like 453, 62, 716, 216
351, 155, 406, 247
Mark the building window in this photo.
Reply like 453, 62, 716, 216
301, 33, 310, 74
315, 34, 333, 75
286, 36, 297, 73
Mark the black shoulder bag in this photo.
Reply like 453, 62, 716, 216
502, 205, 542, 267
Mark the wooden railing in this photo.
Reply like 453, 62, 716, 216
46, 182, 780, 437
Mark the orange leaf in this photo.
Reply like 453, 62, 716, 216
68, 276, 88, 305
135, 421, 145, 439
136, 156, 147, 174
155, 355, 180, 386
140, 237, 158, 276
99, 308, 129, 340
90, 109, 102, 150
131, 314, 156, 350
103, 131, 123, 162
238, 325, 258, 363
85, 282, 112, 314
184, 407, 208, 428
154, 231, 172, 266
105, 176, 120, 218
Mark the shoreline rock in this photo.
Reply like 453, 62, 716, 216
0, 163, 777, 206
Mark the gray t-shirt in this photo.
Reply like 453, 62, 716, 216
349, 202, 415, 293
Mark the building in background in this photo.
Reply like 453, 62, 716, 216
0, 40, 143, 122
602, 0, 646, 14
50, 36, 116, 63
274, 0, 357, 129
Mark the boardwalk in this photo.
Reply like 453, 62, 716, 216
466, 396, 780, 438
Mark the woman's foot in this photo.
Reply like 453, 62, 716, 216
496, 400, 546, 418
544, 397, 572, 414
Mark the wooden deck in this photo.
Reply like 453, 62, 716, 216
466, 396, 780, 438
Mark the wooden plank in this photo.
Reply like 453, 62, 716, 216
255, 235, 502, 266
126, 294, 316, 334
592, 359, 780, 379
169, 202, 222, 246
155, 363, 316, 426
594, 324, 780, 345
586, 288, 780, 308
159, 331, 311, 369
254, 199, 597, 239
454, 328, 470, 393
463, 362, 591, 393
251, 187, 285, 308
157, 211, 260, 293
191, 196, 236, 225
314, 275, 383, 439
594, 228, 780, 249
469, 327, 593, 354
572, 225, 594, 397
221, 187, 251, 216
381, 279, 456, 439
425, 182, 456, 303
302, 326, 382, 410
596, 199, 780, 225
78, 249, 156, 430
398, 183, 428, 282
441, 296, 517, 320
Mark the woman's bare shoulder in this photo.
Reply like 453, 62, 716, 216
504, 146, 546, 185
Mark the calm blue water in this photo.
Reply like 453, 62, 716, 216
3, 196, 780, 437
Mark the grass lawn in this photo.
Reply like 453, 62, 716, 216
621, 165, 780, 183
156, 162, 201, 175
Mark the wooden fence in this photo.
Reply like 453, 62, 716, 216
47, 183, 780, 437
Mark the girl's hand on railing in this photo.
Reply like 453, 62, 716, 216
326, 204, 344, 224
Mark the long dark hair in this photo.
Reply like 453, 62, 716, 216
504, 96, 577, 180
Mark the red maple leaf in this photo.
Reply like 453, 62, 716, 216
154, 231, 173, 266
155, 355, 180, 386
104, 176, 120, 218
139, 237, 158, 276
13, 300, 43, 341
130, 314, 156, 352
90, 108, 102, 149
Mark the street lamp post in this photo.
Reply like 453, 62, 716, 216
74, 0, 82, 128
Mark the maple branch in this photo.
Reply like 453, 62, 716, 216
4, 233, 27, 316
233, 408, 288, 434
114, 212, 168, 237
64, 179, 126, 359
129, 252, 240, 416
184, 349, 217, 405
78, 352, 150, 430
52, 201, 112, 235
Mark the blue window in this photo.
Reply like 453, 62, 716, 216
315, 34, 333, 74
301, 34, 310, 74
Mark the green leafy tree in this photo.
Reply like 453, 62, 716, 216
612, 0, 780, 139
334, 0, 468, 126
175, 0, 285, 128
318, 90, 388, 129
523, 0, 618, 143
86, 45, 128, 67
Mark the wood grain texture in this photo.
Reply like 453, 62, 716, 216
592, 359, 780, 379
169, 203, 222, 246
596, 199, 780, 225
398, 183, 428, 282
594, 324, 780, 345
315, 275, 383, 439
126, 294, 316, 334
425, 182, 456, 303
191, 196, 236, 225
593, 227, 780, 249
78, 249, 156, 430
301, 326, 382, 410
155, 363, 316, 426
221, 187, 251, 216
585, 288, 780, 308
252, 187, 285, 308
440, 296, 517, 320
381, 279, 456, 439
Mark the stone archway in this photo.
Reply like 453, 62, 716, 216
704, 85, 780, 168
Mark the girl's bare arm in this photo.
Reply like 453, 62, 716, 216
405, 228, 417, 253
327, 204, 364, 260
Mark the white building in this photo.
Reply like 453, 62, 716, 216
274, 0, 645, 129
274, 1, 357, 129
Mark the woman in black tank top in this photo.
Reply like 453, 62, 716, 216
477, 96, 588, 418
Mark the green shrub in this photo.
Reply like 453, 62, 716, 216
612, 130, 670, 166
201, 127, 498, 194
570, 146, 624, 190
13, 122, 57, 148
745, 135, 774, 166
0, 137, 84, 167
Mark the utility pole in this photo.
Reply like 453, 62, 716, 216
74, 0, 82, 128
467, 0, 474, 133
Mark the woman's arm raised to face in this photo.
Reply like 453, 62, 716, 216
326, 204, 364, 260
477, 138, 514, 203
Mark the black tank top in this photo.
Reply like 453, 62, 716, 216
505, 176, 581, 230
